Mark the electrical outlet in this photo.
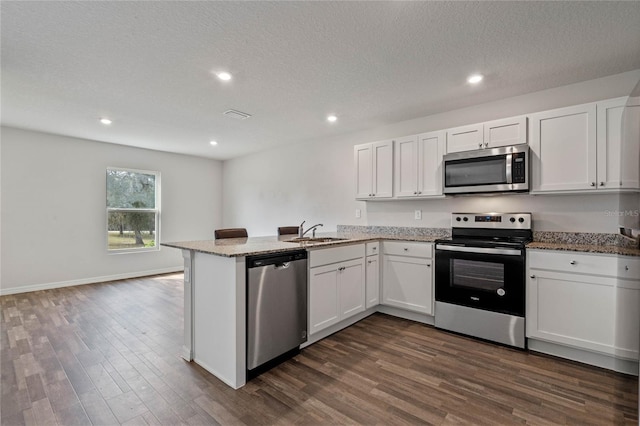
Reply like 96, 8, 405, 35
414, 209, 422, 220
355, 209, 361, 218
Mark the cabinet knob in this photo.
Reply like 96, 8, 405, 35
478, 143, 483, 148
367, 260, 373, 264
372, 246, 377, 250
427, 264, 431, 267
484, 142, 489, 148
590, 182, 595, 187
413, 191, 418, 195
403, 248, 409, 251
599, 182, 605, 186
530, 275, 536, 279
625, 265, 629, 271
570, 260, 576, 265
418, 191, 422, 194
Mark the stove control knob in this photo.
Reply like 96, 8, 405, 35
518, 217, 525, 223
463, 217, 468, 222
456, 217, 461, 222
510, 217, 516, 223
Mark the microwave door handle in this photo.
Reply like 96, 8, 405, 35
505, 153, 513, 184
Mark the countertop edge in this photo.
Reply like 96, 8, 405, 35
526, 242, 640, 257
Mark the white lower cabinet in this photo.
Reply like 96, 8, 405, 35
382, 241, 433, 315
527, 250, 640, 361
309, 245, 365, 335
365, 242, 380, 308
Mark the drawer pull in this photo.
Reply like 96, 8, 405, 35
372, 246, 377, 250
404, 248, 409, 251
570, 260, 576, 265
427, 263, 431, 267
530, 275, 536, 279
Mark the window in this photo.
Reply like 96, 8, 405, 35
106, 168, 160, 252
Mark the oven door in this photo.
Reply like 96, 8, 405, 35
435, 244, 525, 316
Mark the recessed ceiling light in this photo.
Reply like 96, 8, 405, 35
327, 115, 338, 123
467, 74, 484, 84
209, 140, 218, 146
100, 118, 112, 125
216, 72, 232, 81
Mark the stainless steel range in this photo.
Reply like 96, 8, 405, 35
434, 212, 532, 349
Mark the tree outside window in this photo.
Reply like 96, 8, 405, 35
107, 168, 160, 252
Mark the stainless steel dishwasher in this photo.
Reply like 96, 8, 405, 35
246, 250, 307, 377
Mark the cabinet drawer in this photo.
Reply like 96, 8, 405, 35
309, 244, 365, 268
383, 241, 432, 258
617, 256, 640, 281
366, 242, 380, 256
528, 250, 618, 276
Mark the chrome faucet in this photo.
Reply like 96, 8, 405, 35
299, 221, 323, 238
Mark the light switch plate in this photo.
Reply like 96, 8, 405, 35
414, 209, 422, 220
355, 209, 361, 218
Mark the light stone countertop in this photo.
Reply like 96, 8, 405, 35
162, 230, 640, 258
526, 241, 640, 257
161, 232, 443, 257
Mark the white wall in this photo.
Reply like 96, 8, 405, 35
222, 70, 640, 236
1, 127, 223, 294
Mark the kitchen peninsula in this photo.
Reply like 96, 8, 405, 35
162, 232, 437, 389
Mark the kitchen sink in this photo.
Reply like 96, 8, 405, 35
285, 237, 348, 243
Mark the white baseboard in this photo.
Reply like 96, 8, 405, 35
0, 267, 184, 296
528, 338, 639, 376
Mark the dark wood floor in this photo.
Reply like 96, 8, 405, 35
1, 273, 637, 425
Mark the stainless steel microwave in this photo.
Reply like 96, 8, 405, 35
443, 144, 529, 194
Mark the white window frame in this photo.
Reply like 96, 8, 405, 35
106, 167, 161, 254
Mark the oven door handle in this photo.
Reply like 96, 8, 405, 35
435, 244, 522, 256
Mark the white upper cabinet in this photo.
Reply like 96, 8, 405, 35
620, 103, 640, 190
446, 116, 527, 154
530, 97, 635, 193
530, 103, 596, 192
354, 140, 393, 199
599, 97, 640, 190
483, 116, 528, 148
446, 123, 483, 153
394, 131, 445, 198
597, 98, 626, 189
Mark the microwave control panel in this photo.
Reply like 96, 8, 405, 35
511, 152, 526, 183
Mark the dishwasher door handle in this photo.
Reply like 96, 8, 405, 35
274, 262, 291, 270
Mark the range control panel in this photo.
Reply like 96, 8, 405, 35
451, 213, 532, 230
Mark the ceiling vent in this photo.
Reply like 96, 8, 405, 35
223, 109, 252, 120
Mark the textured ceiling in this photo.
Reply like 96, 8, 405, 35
2, 1, 640, 160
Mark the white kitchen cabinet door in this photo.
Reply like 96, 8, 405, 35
598, 97, 639, 191
417, 131, 445, 196
527, 270, 616, 355
483, 116, 528, 148
619, 104, 640, 190
354, 143, 373, 199
394, 132, 444, 198
372, 140, 394, 198
446, 123, 483, 154
365, 254, 380, 308
354, 140, 393, 199
529, 103, 597, 192
614, 279, 640, 360
597, 97, 626, 190
394, 135, 419, 197
309, 264, 340, 335
338, 259, 365, 318
382, 254, 433, 315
